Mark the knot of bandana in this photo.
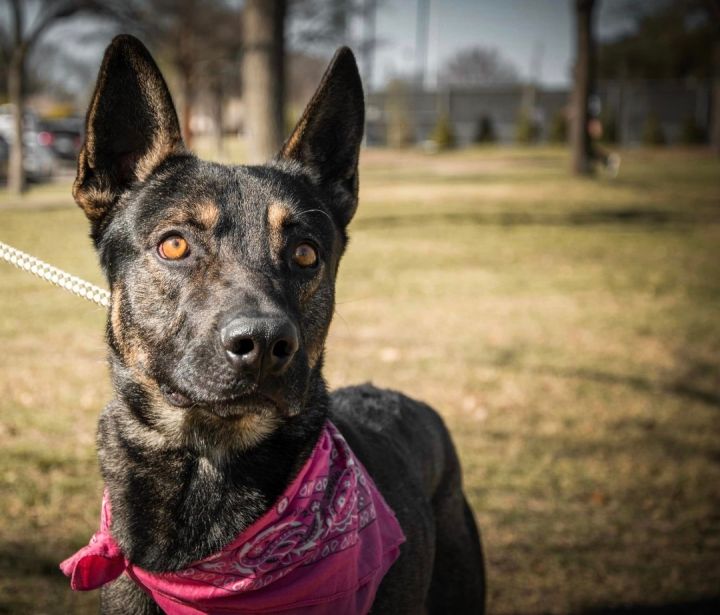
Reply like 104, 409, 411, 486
60, 421, 405, 615
60, 490, 125, 590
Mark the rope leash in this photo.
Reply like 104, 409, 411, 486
0, 240, 110, 308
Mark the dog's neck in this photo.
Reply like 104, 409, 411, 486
97, 357, 329, 572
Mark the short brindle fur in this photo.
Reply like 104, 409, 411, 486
74, 35, 486, 614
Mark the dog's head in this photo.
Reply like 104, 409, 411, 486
76, 35, 363, 455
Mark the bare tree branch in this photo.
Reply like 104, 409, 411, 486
439, 45, 520, 86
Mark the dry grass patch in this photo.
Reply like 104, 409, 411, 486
1, 147, 719, 614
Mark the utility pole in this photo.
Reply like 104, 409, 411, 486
415, 0, 430, 88
361, 0, 377, 91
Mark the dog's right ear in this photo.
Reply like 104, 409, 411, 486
74, 35, 185, 226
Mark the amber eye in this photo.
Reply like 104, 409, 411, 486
292, 242, 318, 268
158, 235, 190, 260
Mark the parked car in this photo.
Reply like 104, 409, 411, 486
23, 131, 56, 181
37, 117, 83, 162
0, 105, 55, 182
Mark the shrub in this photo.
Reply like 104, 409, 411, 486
680, 116, 706, 145
385, 79, 415, 147
548, 111, 568, 144
601, 109, 619, 144
473, 115, 496, 144
642, 115, 666, 146
431, 114, 456, 150
515, 110, 539, 144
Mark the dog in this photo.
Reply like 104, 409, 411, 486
62, 35, 486, 614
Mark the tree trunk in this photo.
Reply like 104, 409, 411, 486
570, 0, 596, 176
243, 0, 286, 164
8, 49, 26, 194
712, 42, 720, 156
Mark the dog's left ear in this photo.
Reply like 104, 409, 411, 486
279, 47, 364, 228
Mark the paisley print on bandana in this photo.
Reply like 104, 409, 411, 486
61, 421, 405, 615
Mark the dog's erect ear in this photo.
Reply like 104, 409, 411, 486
74, 35, 185, 224
279, 47, 364, 228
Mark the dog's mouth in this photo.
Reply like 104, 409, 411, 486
159, 383, 287, 418
160, 385, 194, 408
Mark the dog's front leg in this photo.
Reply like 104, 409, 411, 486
100, 574, 162, 615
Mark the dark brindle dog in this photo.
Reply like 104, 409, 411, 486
66, 35, 485, 614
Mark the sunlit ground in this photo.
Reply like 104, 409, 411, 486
0, 146, 719, 614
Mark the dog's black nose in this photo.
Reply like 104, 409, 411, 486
220, 316, 299, 378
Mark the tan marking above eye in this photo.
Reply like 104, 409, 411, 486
194, 200, 220, 229
292, 243, 318, 268
267, 202, 290, 231
158, 235, 190, 260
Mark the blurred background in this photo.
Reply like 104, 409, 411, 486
0, 0, 719, 613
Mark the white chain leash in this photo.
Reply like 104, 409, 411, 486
0, 240, 110, 308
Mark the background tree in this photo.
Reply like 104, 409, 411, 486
570, 0, 597, 176
243, 0, 287, 164
385, 78, 414, 147
122, 0, 243, 149
286, 52, 328, 122
598, 0, 718, 80
287, 0, 366, 52
439, 45, 519, 86
284, 0, 380, 126
30, 29, 116, 108
597, 0, 719, 153
0, 0, 111, 194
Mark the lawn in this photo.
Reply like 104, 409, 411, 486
1, 147, 719, 614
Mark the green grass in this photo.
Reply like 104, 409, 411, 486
1, 146, 719, 614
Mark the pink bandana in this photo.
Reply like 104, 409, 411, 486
61, 420, 405, 614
